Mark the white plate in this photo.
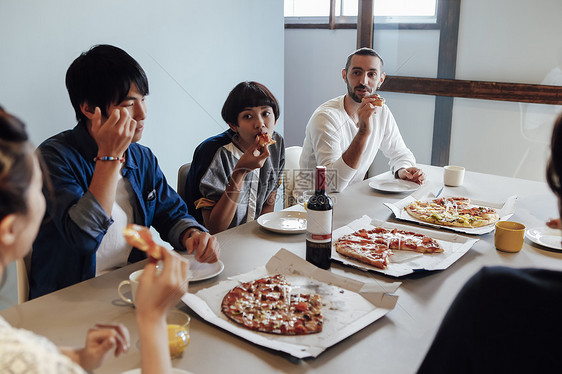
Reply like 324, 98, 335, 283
183, 254, 224, 281
526, 227, 562, 250
256, 211, 307, 234
122, 369, 192, 374
369, 179, 420, 193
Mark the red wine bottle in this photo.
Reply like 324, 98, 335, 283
306, 166, 333, 269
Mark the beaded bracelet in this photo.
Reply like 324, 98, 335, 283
93, 156, 125, 163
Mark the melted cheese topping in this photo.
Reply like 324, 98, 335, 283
222, 275, 323, 335
408, 197, 498, 226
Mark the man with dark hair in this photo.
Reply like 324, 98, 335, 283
29, 44, 219, 299
300, 47, 424, 192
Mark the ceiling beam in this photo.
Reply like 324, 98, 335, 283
380, 76, 562, 105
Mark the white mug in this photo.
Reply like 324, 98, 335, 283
443, 165, 465, 187
117, 269, 143, 305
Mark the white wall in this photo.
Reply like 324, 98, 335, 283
284, 0, 561, 181
0, 0, 284, 190
284, 29, 356, 146
451, 0, 562, 181
0, 0, 284, 308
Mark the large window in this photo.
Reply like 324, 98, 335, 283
285, 0, 437, 26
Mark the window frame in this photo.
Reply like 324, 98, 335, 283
284, 0, 439, 30
285, 0, 562, 166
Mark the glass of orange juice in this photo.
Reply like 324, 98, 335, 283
166, 309, 191, 358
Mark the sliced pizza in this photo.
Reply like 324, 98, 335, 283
335, 227, 443, 269
221, 274, 323, 335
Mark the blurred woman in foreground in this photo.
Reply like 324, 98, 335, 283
0, 107, 187, 373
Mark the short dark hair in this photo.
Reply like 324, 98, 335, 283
221, 81, 280, 126
344, 47, 384, 72
547, 114, 562, 207
65, 44, 149, 122
0, 106, 34, 219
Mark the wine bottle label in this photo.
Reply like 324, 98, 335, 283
311, 233, 332, 240
306, 210, 333, 243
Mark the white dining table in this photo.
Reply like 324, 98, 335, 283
2, 164, 561, 373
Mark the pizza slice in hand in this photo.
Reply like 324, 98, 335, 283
362, 94, 385, 107
258, 132, 275, 147
122, 224, 163, 260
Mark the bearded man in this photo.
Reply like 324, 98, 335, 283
300, 48, 424, 192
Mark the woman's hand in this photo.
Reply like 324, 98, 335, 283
135, 249, 190, 320
235, 136, 271, 172
203, 134, 273, 234
134, 249, 190, 374
61, 324, 130, 371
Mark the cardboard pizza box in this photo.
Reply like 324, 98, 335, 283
331, 215, 479, 277
181, 248, 400, 358
384, 187, 517, 235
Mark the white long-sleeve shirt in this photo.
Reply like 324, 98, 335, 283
300, 95, 416, 192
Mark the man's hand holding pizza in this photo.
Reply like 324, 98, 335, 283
356, 97, 379, 137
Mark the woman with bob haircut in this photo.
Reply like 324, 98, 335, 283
0, 107, 190, 373
184, 81, 285, 234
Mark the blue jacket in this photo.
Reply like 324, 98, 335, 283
29, 121, 205, 299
